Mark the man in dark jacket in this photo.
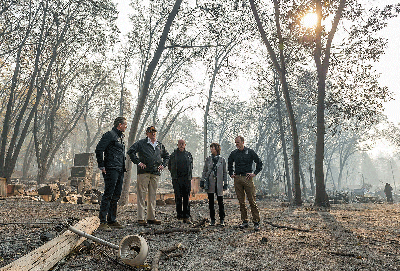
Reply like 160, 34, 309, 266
95, 117, 127, 231
228, 136, 263, 231
384, 183, 393, 203
127, 126, 169, 226
168, 139, 193, 223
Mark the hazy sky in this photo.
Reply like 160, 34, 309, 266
112, 0, 400, 125
375, 15, 400, 125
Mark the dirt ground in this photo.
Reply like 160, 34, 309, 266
1, 197, 400, 271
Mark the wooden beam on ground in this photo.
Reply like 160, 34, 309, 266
264, 221, 311, 232
192, 218, 208, 228
1, 216, 99, 271
151, 243, 184, 271
141, 227, 201, 235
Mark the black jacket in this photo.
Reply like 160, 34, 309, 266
127, 137, 169, 176
168, 149, 193, 181
95, 127, 126, 171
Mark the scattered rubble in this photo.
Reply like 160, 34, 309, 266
1, 197, 400, 270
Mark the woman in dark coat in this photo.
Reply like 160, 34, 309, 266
201, 143, 228, 226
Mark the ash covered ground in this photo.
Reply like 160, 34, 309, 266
1, 197, 400, 270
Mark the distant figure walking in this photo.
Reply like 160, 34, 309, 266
201, 143, 228, 226
228, 136, 262, 231
95, 117, 127, 231
168, 139, 193, 223
384, 183, 393, 203
127, 126, 169, 226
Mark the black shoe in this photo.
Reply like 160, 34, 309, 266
239, 221, 249, 229
254, 222, 260, 231
183, 218, 192, 224
147, 219, 162, 225
210, 219, 216, 226
219, 219, 225, 227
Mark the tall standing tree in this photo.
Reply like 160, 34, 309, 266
199, 2, 251, 161
120, 0, 183, 206
249, 0, 302, 205
203, 37, 239, 160
272, 72, 293, 201
310, 1, 399, 206
312, 0, 346, 206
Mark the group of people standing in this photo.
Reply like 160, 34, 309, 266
95, 117, 263, 231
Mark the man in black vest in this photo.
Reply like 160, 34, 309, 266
228, 136, 263, 231
95, 117, 127, 231
168, 139, 193, 223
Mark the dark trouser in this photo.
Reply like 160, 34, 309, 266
172, 177, 191, 219
99, 169, 124, 223
208, 193, 225, 221
386, 194, 393, 203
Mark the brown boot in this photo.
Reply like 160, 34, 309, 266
98, 223, 112, 231
138, 220, 147, 226
108, 221, 124, 229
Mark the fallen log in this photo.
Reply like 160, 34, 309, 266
264, 221, 311, 232
0, 216, 99, 271
192, 218, 208, 228
329, 251, 361, 258
151, 243, 184, 271
0, 218, 67, 226
0, 221, 55, 226
141, 227, 201, 235
164, 252, 183, 260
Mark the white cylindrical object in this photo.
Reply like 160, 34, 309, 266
68, 226, 119, 250
119, 235, 149, 266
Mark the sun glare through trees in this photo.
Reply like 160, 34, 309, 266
301, 12, 318, 28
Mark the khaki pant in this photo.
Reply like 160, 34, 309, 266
137, 173, 159, 221
234, 176, 260, 223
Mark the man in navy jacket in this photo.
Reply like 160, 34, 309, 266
95, 117, 127, 231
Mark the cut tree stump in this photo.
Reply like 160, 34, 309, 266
0, 216, 100, 271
